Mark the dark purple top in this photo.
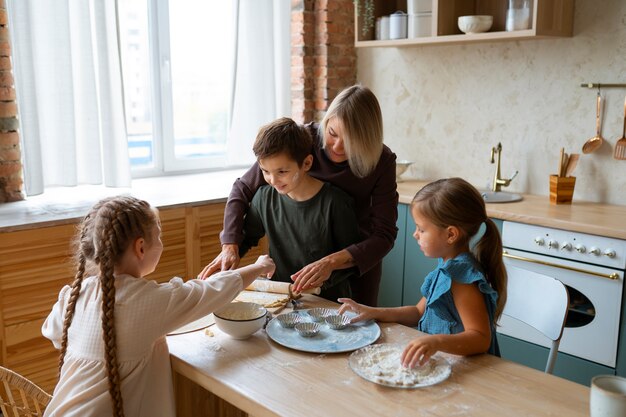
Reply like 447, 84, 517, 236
220, 122, 399, 275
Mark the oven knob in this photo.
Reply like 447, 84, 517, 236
534, 237, 545, 246
603, 249, 616, 258
560, 242, 572, 251
575, 244, 586, 253
548, 240, 558, 249
590, 247, 601, 256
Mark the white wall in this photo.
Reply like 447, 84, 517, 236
358, 0, 626, 205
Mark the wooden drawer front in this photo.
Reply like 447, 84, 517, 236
0, 225, 76, 326
5, 319, 58, 392
150, 207, 187, 283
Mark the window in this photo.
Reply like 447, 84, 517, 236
118, 0, 236, 176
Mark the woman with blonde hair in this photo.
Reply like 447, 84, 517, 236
200, 85, 398, 306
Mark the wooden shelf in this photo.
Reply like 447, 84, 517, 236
355, 0, 574, 48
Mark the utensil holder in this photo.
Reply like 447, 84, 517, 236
550, 175, 576, 204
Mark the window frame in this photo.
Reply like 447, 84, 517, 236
127, 0, 234, 178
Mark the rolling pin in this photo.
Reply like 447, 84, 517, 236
245, 279, 321, 295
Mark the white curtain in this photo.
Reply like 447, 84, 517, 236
8, 0, 130, 196
226, 0, 291, 166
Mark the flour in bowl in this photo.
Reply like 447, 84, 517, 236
349, 343, 451, 388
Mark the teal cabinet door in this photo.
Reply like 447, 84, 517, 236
378, 204, 407, 307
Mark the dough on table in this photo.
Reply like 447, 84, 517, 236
234, 290, 289, 308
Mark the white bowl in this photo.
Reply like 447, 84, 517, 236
458, 15, 493, 34
214, 302, 267, 339
396, 160, 414, 178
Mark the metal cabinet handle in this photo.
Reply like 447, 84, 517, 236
502, 251, 620, 280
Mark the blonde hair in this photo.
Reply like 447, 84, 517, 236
411, 178, 507, 322
320, 85, 383, 178
59, 196, 158, 417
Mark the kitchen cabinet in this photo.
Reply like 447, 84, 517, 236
355, 0, 574, 47
0, 202, 266, 393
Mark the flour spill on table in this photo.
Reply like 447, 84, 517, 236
349, 344, 451, 388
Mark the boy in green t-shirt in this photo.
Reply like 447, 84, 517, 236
239, 117, 360, 301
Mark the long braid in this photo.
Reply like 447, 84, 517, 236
58, 206, 99, 374
99, 217, 124, 417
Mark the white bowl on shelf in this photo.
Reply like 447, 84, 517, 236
458, 15, 493, 34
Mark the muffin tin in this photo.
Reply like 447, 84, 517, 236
294, 322, 320, 337
306, 308, 335, 322
276, 313, 303, 328
272, 309, 352, 338
325, 314, 351, 330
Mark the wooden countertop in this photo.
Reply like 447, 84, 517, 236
397, 180, 626, 240
167, 296, 590, 417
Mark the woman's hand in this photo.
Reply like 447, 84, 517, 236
290, 258, 334, 293
254, 255, 275, 278
290, 250, 355, 293
401, 335, 441, 368
337, 298, 378, 323
198, 244, 240, 279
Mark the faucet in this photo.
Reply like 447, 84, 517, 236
490, 143, 519, 192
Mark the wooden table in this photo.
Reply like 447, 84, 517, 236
167, 296, 590, 417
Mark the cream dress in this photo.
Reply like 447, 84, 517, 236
41, 272, 243, 417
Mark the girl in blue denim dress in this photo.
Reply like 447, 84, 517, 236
339, 177, 507, 368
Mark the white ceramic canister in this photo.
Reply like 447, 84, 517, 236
407, 0, 432, 15
408, 12, 432, 38
379, 16, 390, 40
389, 11, 407, 40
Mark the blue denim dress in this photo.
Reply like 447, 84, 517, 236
417, 252, 500, 356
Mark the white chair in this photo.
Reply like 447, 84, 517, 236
0, 366, 52, 417
501, 265, 569, 374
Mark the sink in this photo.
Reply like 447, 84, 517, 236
480, 191, 523, 203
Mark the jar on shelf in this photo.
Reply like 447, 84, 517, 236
506, 0, 531, 31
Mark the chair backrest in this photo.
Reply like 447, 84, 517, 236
0, 366, 52, 417
501, 265, 569, 374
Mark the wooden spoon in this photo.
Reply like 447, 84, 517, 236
582, 93, 604, 154
565, 153, 579, 177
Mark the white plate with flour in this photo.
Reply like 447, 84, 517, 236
349, 343, 451, 388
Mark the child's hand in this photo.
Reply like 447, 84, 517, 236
337, 298, 377, 323
255, 255, 275, 278
401, 335, 440, 368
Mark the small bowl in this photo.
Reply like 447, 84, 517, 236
307, 308, 335, 322
396, 160, 413, 179
214, 302, 267, 340
324, 314, 351, 330
276, 313, 302, 328
295, 322, 320, 337
458, 15, 493, 34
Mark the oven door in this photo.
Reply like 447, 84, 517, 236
499, 248, 624, 367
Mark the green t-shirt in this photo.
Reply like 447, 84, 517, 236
240, 182, 361, 300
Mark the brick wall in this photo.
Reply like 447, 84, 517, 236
291, 0, 356, 124
0, 0, 23, 202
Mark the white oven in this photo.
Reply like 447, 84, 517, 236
498, 221, 626, 367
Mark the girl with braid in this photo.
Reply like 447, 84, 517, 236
42, 196, 275, 417
339, 178, 507, 368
